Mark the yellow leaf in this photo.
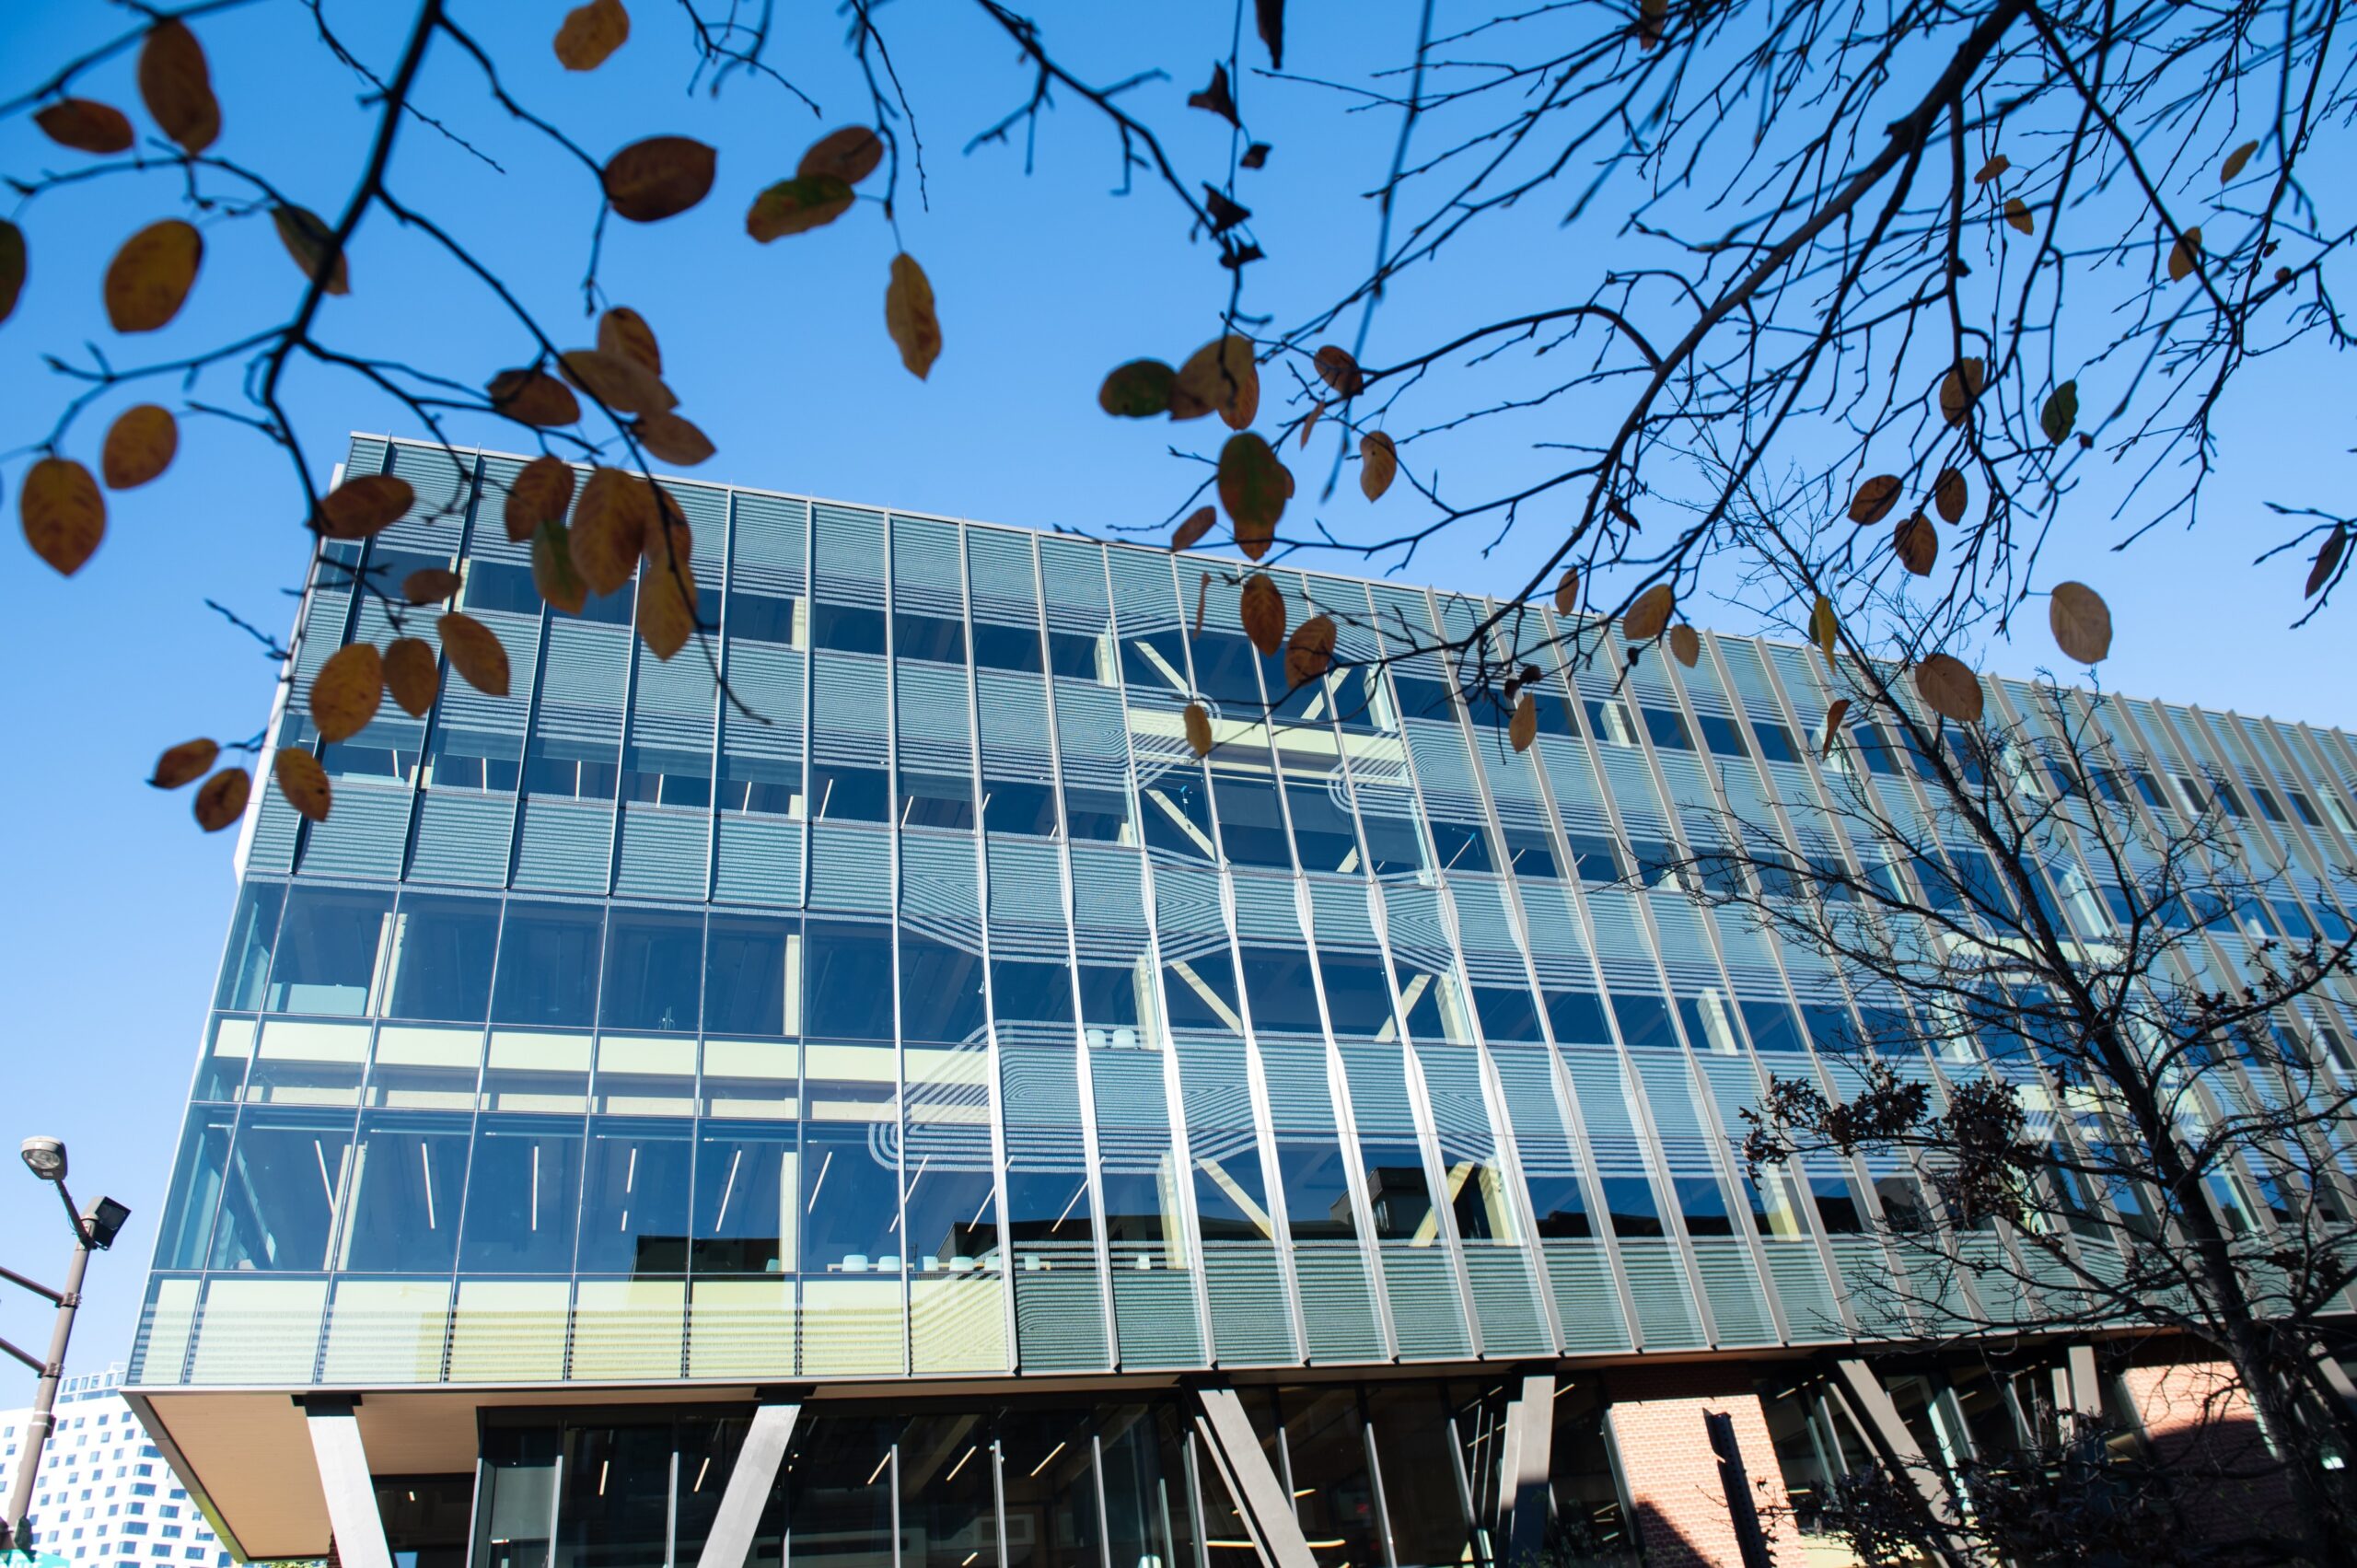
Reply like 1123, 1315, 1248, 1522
148, 738, 218, 790
402, 566, 460, 605
0, 220, 22, 327
2003, 197, 2033, 236
1668, 623, 1701, 667
101, 404, 177, 490
1848, 474, 1901, 525
598, 306, 661, 375
571, 467, 653, 597
1183, 701, 1214, 758
1510, 691, 1538, 753
1218, 433, 1287, 559
383, 637, 439, 717
438, 611, 511, 696
799, 126, 884, 185
138, 19, 219, 155
1554, 567, 1579, 617
309, 642, 384, 743
272, 205, 350, 296
273, 747, 331, 821
504, 454, 576, 542
633, 411, 715, 467
1171, 335, 1258, 428
1239, 572, 1286, 657
745, 175, 854, 240
2049, 581, 2112, 664
1623, 583, 1675, 643
318, 473, 413, 540
560, 348, 676, 416
1808, 595, 1838, 666
2167, 226, 2202, 283
103, 219, 202, 333
487, 367, 581, 428
20, 457, 106, 575
554, 0, 630, 69
1360, 431, 1398, 501
532, 519, 589, 616
1819, 697, 1850, 760
1313, 344, 1364, 397
35, 99, 134, 155
1932, 468, 1967, 524
885, 253, 941, 380
1894, 512, 1938, 576
193, 766, 250, 832
1286, 613, 1336, 689
638, 507, 698, 659
2221, 140, 2258, 183
1171, 505, 1215, 552
602, 135, 716, 223
1912, 653, 1985, 724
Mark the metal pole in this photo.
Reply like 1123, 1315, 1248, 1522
0, 1207, 92, 1554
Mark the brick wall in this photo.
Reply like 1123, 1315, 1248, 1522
2117, 1353, 2291, 1545
1605, 1365, 1802, 1568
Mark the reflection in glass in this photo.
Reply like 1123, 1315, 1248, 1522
803, 1121, 901, 1273
804, 922, 895, 1040
577, 1118, 692, 1275
208, 1106, 354, 1272
692, 1121, 797, 1274
155, 1107, 237, 1271
997, 1408, 1102, 1568
601, 909, 703, 1033
338, 1111, 469, 1273
267, 887, 393, 1016
705, 915, 799, 1037
556, 1423, 671, 1568
493, 902, 603, 1028
783, 1413, 897, 1568
385, 894, 499, 1022
459, 1116, 585, 1273
897, 1414, 998, 1568
215, 881, 285, 1011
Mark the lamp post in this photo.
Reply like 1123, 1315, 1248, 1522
0, 1137, 130, 1559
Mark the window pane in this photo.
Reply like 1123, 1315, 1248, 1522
338, 1111, 469, 1272
215, 882, 285, 1011
267, 887, 394, 1016
386, 894, 500, 1022
804, 922, 895, 1040
493, 902, 604, 1028
154, 1108, 237, 1271
208, 1106, 354, 1272
900, 935, 987, 1046
705, 915, 799, 1037
600, 909, 704, 1033
459, 1117, 586, 1273
691, 1121, 797, 1275
576, 1118, 692, 1274
802, 1120, 901, 1272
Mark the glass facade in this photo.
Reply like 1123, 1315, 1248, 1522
127, 435, 2357, 1394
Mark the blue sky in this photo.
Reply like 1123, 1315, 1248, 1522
0, 1, 2346, 1376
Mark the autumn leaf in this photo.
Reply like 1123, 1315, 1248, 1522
1218, 433, 1286, 558
572, 467, 653, 596
0, 221, 22, 327
638, 509, 698, 658
1100, 360, 1178, 418
101, 404, 177, 490
139, 19, 219, 155
745, 175, 854, 240
1974, 153, 2009, 184
1172, 335, 1258, 428
885, 253, 941, 379
2003, 198, 2033, 236
1510, 692, 1538, 752
1668, 623, 1701, 667
1256, 0, 1285, 68
1183, 701, 1214, 758
1808, 595, 1838, 666
1313, 345, 1364, 397
1932, 468, 1967, 524
438, 612, 510, 696
1940, 357, 1985, 427
1239, 572, 1286, 656
1188, 64, 1239, 126
633, 412, 716, 467
1819, 698, 1850, 760
2221, 140, 2259, 183
21, 457, 106, 575
2305, 524, 2347, 599
1623, 584, 1675, 643
799, 126, 885, 185
318, 473, 413, 540
1894, 512, 1938, 575
1241, 142, 1271, 169
1360, 432, 1398, 501
149, 738, 217, 790
272, 206, 351, 296
1637, 0, 1666, 48
310, 642, 384, 743
35, 99, 134, 155
487, 367, 581, 428
383, 637, 439, 717
603, 136, 716, 223
2039, 380, 2078, 446
1913, 654, 1984, 724
1171, 505, 1215, 552
530, 518, 589, 616
104, 219, 202, 333
274, 747, 331, 822
2049, 581, 2112, 663
598, 306, 662, 374
506, 455, 576, 542
1286, 614, 1335, 689
1848, 474, 1901, 525
1554, 568, 1579, 617
2167, 226, 2202, 283
193, 767, 250, 832
402, 566, 460, 605
560, 348, 677, 416
1298, 401, 1323, 449
554, 0, 630, 70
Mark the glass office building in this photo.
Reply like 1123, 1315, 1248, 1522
116, 436, 2357, 1567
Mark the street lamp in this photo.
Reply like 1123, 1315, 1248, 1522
0, 1137, 130, 1559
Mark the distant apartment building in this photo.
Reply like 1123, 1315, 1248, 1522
0, 1366, 231, 1567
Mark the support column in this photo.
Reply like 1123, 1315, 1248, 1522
300, 1397, 392, 1568
1497, 1374, 1554, 1568
2064, 1344, 2104, 1432
1193, 1386, 1317, 1568
1830, 1359, 1966, 1568
695, 1401, 801, 1568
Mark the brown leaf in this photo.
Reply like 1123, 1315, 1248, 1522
402, 566, 461, 605
2167, 226, 2202, 283
0, 221, 22, 327
101, 403, 177, 490
505, 455, 575, 542
35, 99, 134, 155
1298, 401, 1323, 449
1218, 433, 1286, 559
532, 519, 589, 616
554, 0, 630, 70
20, 457, 106, 575
318, 473, 413, 540
1808, 595, 1838, 666
638, 508, 698, 659
273, 747, 331, 822
1187, 64, 1239, 126
2048, 581, 2112, 664
487, 367, 581, 428
598, 306, 662, 374
1554, 568, 1580, 618
272, 205, 350, 296
1509, 691, 1538, 753
1183, 701, 1214, 758
1238, 572, 1286, 657
799, 126, 884, 186
2003, 197, 2034, 236
1932, 467, 1967, 524
1285, 613, 1336, 689
1171, 505, 1216, 552
139, 20, 219, 155
603, 136, 716, 223
560, 348, 677, 416
1172, 335, 1258, 428
193, 766, 250, 832
2305, 523, 2347, 598
633, 411, 715, 467
1668, 623, 1701, 667
1256, 0, 1285, 67
571, 467, 654, 596
104, 219, 202, 333
438, 611, 510, 696
310, 642, 384, 743
149, 738, 218, 790
1100, 360, 1177, 418
1894, 512, 1938, 575
2221, 140, 2258, 184
1637, 0, 1666, 47
1240, 142, 1271, 170
1912, 654, 1985, 724
744, 175, 854, 240
885, 252, 941, 379
1974, 153, 2010, 184
1359, 431, 1398, 501
1819, 698, 1851, 760
1623, 583, 1675, 643
1848, 474, 1902, 525
1940, 357, 1985, 427
383, 637, 439, 717
1313, 345, 1364, 397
